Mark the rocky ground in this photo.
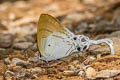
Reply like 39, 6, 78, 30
0, 0, 120, 80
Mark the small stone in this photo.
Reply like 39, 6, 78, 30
85, 67, 97, 79
55, 75, 63, 79
8, 25, 37, 37
25, 35, 35, 42
72, 60, 79, 65
63, 70, 76, 76
47, 68, 57, 74
110, 31, 120, 38
27, 67, 44, 74
12, 58, 25, 64
11, 58, 30, 67
28, 57, 39, 63
61, 53, 78, 62
5, 70, 15, 80
68, 65, 76, 71
31, 43, 38, 52
0, 48, 6, 52
78, 70, 85, 76
61, 56, 73, 62
13, 42, 33, 50
76, 64, 83, 69
16, 62, 30, 68
96, 70, 120, 78
0, 48, 7, 59
16, 68, 26, 78
0, 48, 13, 59
12, 66, 22, 72
14, 37, 27, 42
9, 13, 16, 20
88, 56, 96, 62
4, 58, 11, 64
0, 34, 13, 48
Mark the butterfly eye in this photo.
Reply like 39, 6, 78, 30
77, 47, 81, 51
73, 37, 77, 40
48, 44, 51, 46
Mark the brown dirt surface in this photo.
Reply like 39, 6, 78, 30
0, 0, 120, 80
92, 55, 120, 71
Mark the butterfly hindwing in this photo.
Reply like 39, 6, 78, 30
43, 34, 74, 61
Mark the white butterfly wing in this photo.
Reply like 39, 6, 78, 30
42, 34, 75, 61
37, 14, 75, 61
37, 14, 67, 56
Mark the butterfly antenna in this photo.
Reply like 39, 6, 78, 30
89, 38, 114, 54
64, 27, 75, 37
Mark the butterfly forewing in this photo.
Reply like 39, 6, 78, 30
37, 14, 67, 55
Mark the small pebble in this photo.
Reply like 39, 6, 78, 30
12, 66, 23, 72
55, 75, 63, 79
68, 65, 76, 71
25, 35, 35, 42
31, 43, 38, 52
16, 68, 26, 78
0, 48, 8, 59
0, 34, 13, 48
28, 57, 39, 63
12, 58, 25, 65
85, 67, 97, 79
110, 31, 120, 38
96, 70, 120, 78
63, 70, 76, 76
72, 60, 79, 65
11, 58, 30, 67
88, 56, 96, 62
13, 42, 33, 50
14, 37, 27, 43
5, 70, 15, 80
27, 67, 44, 74
78, 70, 85, 76
4, 58, 11, 64
47, 68, 57, 74
0, 48, 13, 59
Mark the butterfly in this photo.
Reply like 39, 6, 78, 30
37, 14, 114, 61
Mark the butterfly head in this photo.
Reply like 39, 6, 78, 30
70, 35, 90, 52
75, 35, 114, 54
